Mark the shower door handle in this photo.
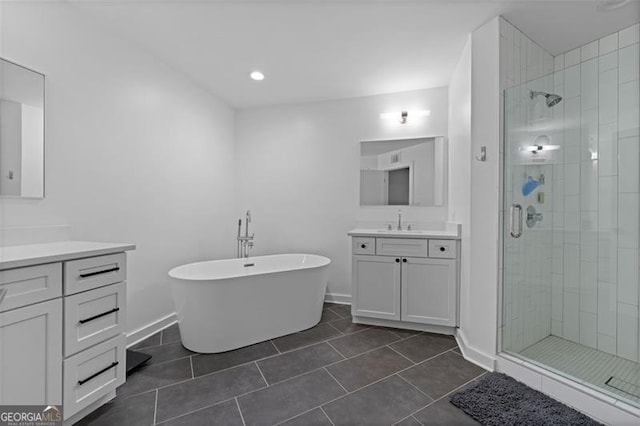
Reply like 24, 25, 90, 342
510, 204, 523, 238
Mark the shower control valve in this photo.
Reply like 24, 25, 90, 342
526, 205, 543, 228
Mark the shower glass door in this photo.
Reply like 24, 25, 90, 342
502, 41, 640, 408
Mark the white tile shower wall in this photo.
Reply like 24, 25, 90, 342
550, 23, 640, 362
501, 17, 555, 353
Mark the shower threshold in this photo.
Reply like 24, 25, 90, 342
518, 336, 640, 406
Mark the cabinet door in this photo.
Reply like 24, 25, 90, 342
401, 257, 457, 326
0, 298, 63, 404
352, 255, 401, 320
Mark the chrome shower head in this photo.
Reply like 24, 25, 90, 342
529, 90, 563, 108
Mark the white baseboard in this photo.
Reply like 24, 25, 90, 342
126, 313, 177, 347
324, 293, 351, 304
455, 328, 496, 371
497, 353, 640, 425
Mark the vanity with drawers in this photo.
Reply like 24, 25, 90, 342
0, 241, 135, 423
348, 229, 460, 334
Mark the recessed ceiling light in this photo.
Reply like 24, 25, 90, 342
250, 71, 264, 81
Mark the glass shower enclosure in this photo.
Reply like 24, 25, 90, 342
501, 39, 640, 406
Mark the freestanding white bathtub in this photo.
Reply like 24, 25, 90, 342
168, 253, 331, 353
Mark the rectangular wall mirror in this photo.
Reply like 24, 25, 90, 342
0, 58, 45, 198
359, 137, 445, 207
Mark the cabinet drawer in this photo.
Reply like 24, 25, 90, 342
352, 237, 375, 255
64, 282, 127, 357
0, 263, 62, 312
376, 238, 428, 257
63, 334, 126, 420
64, 253, 126, 295
428, 240, 457, 259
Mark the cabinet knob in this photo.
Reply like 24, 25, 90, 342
440, 246, 446, 252
361, 244, 367, 249
402, 258, 407, 263
395, 258, 400, 263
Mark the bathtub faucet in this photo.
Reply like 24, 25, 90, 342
237, 210, 255, 258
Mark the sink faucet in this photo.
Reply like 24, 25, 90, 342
237, 210, 255, 258
397, 209, 403, 231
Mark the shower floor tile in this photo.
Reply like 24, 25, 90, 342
520, 335, 640, 405
78, 303, 483, 425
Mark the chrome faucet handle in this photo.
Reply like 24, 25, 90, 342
406, 224, 412, 231
386, 223, 393, 230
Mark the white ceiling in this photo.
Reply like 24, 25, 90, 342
71, 0, 639, 108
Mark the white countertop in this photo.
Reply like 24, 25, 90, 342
0, 241, 136, 270
348, 228, 460, 239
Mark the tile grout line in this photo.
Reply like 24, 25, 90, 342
324, 340, 348, 359
254, 361, 269, 386
323, 367, 349, 394
152, 389, 158, 425
189, 356, 195, 379
235, 398, 247, 426
325, 321, 346, 335
410, 415, 423, 425
319, 407, 335, 426
395, 373, 436, 401
386, 344, 418, 365
269, 340, 281, 354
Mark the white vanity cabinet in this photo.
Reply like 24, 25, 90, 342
350, 232, 459, 332
0, 241, 134, 423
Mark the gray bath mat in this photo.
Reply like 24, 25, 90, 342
449, 373, 603, 426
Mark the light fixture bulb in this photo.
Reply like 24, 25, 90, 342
379, 109, 430, 124
250, 71, 265, 81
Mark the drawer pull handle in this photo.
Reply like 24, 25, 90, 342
79, 307, 120, 324
361, 244, 367, 249
79, 267, 120, 278
402, 258, 407, 263
440, 247, 446, 252
78, 361, 119, 385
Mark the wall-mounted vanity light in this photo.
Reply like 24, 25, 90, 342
379, 110, 430, 124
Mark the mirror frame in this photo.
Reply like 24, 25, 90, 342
0, 57, 46, 199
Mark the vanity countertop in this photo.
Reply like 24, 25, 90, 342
348, 228, 460, 239
0, 240, 136, 270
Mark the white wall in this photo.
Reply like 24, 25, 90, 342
447, 35, 473, 356
0, 2, 237, 334
235, 88, 448, 298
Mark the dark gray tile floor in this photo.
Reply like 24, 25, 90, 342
78, 303, 486, 426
